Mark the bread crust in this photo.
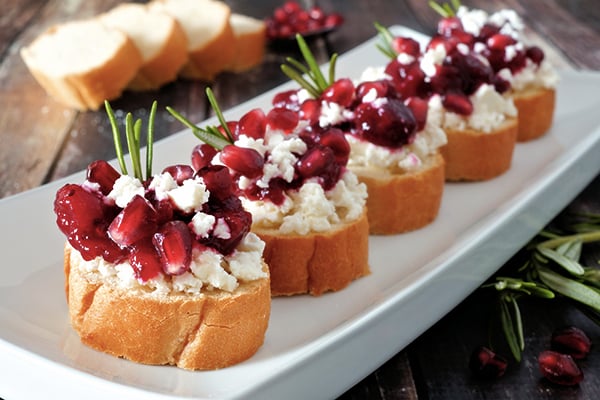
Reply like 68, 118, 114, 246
64, 245, 271, 370
254, 211, 370, 296
21, 20, 142, 110
351, 152, 445, 235
512, 86, 556, 142
440, 118, 518, 181
225, 14, 266, 73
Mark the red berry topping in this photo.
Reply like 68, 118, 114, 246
391, 36, 421, 57
107, 195, 158, 247
266, 107, 299, 132
442, 92, 473, 115
299, 98, 322, 125
198, 165, 235, 201
356, 80, 395, 100
551, 326, 592, 360
237, 108, 267, 139
86, 160, 120, 195
320, 127, 350, 165
538, 350, 584, 386
384, 59, 426, 99
265, 1, 344, 40
321, 78, 355, 107
404, 97, 429, 131
220, 145, 264, 178
152, 220, 193, 276
526, 45, 545, 65
353, 98, 417, 148
129, 240, 163, 282
437, 16, 463, 37
162, 164, 194, 185
272, 89, 300, 110
486, 33, 517, 50
191, 143, 218, 171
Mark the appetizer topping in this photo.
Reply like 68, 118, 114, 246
265, 1, 344, 40
55, 102, 264, 290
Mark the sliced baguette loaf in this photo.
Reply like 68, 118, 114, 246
351, 153, 445, 235
20, 19, 142, 110
254, 210, 370, 296
149, 0, 235, 80
440, 117, 518, 181
225, 13, 267, 73
99, 2, 188, 91
65, 244, 271, 370
512, 86, 556, 142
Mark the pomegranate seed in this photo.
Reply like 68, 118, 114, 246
538, 350, 584, 386
296, 145, 336, 178
220, 145, 264, 178
266, 107, 299, 132
129, 239, 163, 282
162, 164, 194, 185
191, 143, 218, 171
526, 46, 545, 65
320, 127, 350, 165
273, 8, 288, 24
200, 208, 251, 255
153, 198, 174, 225
443, 93, 473, 115
237, 108, 267, 139
437, 16, 463, 36
353, 98, 417, 148
487, 33, 516, 51
427, 34, 460, 53
551, 326, 592, 359
153, 221, 193, 275
356, 80, 395, 100
404, 97, 429, 131
283, 1, 301, 14
469, 346, 508, 379
391, 36, 421, 57
272, 89, 300, 110
299, 99, 322, 125
309, 6, 325, 22
86, 160, 120, 195
324, 13, 344, 28
321, 78, 355, 107
218, 121, 238, 139
107, 195, 158, 247
493, 75, 511, 93
478, 23, 501, 41
198, 165, 235, 201
384, 60, 426, 99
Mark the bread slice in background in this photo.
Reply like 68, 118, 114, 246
512, 86, 556, 142
100, 2, 188, 91
20, 18, 142, 110
225, 13, 266, 73
149, 0, 235, 81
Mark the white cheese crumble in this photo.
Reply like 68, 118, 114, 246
108, 175, 144, 207
166, 177, 209, 213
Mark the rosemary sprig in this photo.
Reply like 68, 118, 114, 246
281, 33, 339, 97
166, 87, 233, 150
429, 0, 461, 17
481, 211, 600, 361
374, 22, 398, 60
105, 100, 157, 181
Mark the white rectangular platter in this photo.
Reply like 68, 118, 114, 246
1, 27, 600, 399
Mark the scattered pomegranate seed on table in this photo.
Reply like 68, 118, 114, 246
468, 346, 508, 379
538, 350, 584, 386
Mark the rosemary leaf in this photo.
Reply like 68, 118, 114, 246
328, 53, 339, 86
284, 56, 311, 76
537, 246, 585, 276
105, 101, 128, 175
280, 65, 321, 98
165, 106, 231, 150
499, 296, 522, 361
146, 101, 157, 180
125, 113, 143, 181
556, 239, 582, 261
296, 34, 328, 91
538, 266, 600, 311
205, 88, 234, 143
583, 268, 600, 289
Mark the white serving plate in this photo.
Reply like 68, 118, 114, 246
1, 27, 600, 399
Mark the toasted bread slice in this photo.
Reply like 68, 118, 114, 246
225, 13, 266, 72
512, 86, 555, 142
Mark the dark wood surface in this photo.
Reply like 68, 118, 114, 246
1, 0, 599, 399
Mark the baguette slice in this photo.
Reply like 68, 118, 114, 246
99, 3, 188, 91
440, 118, 518, 181
351, 153, 445, 235
65, 245, 271, 370
225, 13, 267, 72
149, 0, 235, 80
254, 210, 370, 297
512, 86, 556, 142
20, 19, 142, 110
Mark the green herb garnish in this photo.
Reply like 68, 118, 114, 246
429, 0, 461, 17
281, 33, 339, 97
481, 212, 600, 361
374, 22, 398, 60
166, 87, 233, 150
105, 100, 157, 181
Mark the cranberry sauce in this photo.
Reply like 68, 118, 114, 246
54, 159, 252, 282
190, 105, 352, 206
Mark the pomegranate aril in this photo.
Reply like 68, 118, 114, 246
469, 346, 508, 379
129, 239, 163, 282
272, 89, 300, 110
356, 80, 395, 101
353, 98, 417, 148
443, 93, 473, 115
299, 99, 322, 125
220, 145, 264, 178
321, 78, 355, 107
86, 160, 120, 195
198, 165, 235, 201
266, 107, 299, 132
154, 198, 174, 225
162, 164, 194, 185
538, 350, 583, 386
384, 60, 426, 99
320, 127, 350, 165
108, 195, 158, 247
201, 208, 251, 255
487, 33, 516, 50
153, 220, 193, 276
437, 16, 463, 36
296, 145, 336, 178
526, 46, 545, 65
478, 23, 501, 41
551, 326, 592, 359
391, 36, 421, 57
191, 143, 218, 171
405, 97, 428, 131
324, 13, 343, 28
237, 108, 267, 139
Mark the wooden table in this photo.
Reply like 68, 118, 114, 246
1, 0, 599, 398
